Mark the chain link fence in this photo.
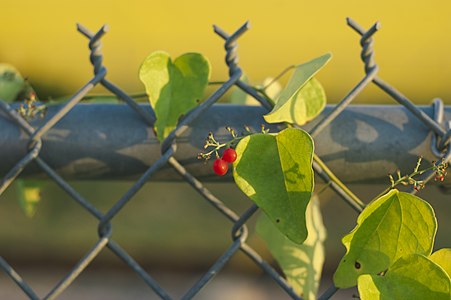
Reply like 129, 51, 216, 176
1, 18, 450, 300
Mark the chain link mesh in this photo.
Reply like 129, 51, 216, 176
1, 18, 450, 300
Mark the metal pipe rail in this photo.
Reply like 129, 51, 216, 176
1, 103, 449, 184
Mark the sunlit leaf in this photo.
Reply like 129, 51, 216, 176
334, 189, 437, 288
358, 254, 451, 300
139, 51, 210, 141
264, 53, 331, 125
233, 127, 314, 244
430, 248, 451, 277
0, 63, 25, 102
256, 196, 326, 299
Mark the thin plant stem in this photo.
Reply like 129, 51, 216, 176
261, 65, 295, 91
313, 154, 366, 210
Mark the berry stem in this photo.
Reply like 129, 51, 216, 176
198, 131, 244, 161
373, 157, 448, 201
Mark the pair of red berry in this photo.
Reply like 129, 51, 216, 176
213, 148, 237, 176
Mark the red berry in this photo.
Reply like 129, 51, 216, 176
213, 159, 228, 176
222, 148, 237, 163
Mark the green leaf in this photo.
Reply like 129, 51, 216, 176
430, 248, 451, 277
16, 179, 45, 218
358, 254, 451, 300
0, 63, 25, 102
333, 189, 437, 288
265, 78, 326, 126
256, 196, 326, 299
233, 127, 314, 244
264, 53, 331, 125
139, 51, 210, 141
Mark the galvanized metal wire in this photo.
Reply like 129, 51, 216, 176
1, 18, 450, 300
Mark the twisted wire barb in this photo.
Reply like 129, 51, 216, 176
349, 19, 448, 140
347, 18, 381, 74
309, 18, 380, 138
77, 24, 109, 76
78, 23, 156, 125
214, 21, 273, 110
213, 21, 249, 77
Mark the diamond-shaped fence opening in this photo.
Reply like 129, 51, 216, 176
1, 18, 450, 300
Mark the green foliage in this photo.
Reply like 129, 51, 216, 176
430, 248, 451, 277
358, 254, 451, 300
256, 196, 325, 299
139, 51, 210, 141
334, 189, 437, 288
233, 127, 314, 244
295, 78, 326, 124
264, 53, 331, 125
16, 179, 45, 218
0, 63, 26, 102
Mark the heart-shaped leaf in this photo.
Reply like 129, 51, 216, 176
264, 53, 331, 125
430, 248, 451, 277
358, 254, 451, 300
256, 196, 326, 299
233, 127, 314, 244
334, 189, 437, 288
139, 51, 210, 141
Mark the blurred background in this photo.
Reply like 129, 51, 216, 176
1, 0, 451, 104
1, 1, 451, 299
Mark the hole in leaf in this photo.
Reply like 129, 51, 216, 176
354, 261, 361, 269
276, 219, 280, 223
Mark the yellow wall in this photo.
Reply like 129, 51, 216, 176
1, 1, 451, 103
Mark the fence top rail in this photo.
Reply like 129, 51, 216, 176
0, 103, 449, 184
